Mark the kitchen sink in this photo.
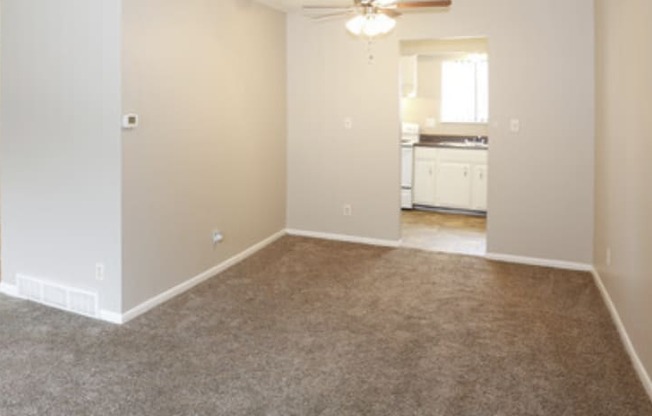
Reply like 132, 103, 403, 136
439, 141, 488, 149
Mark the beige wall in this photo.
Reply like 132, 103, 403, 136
287, 0, 595, 263
401, 38, 489, 136
121, 0, 287, 311
287, 15, 402, 241
595, 0, 652, 381
1, 0, 123, 313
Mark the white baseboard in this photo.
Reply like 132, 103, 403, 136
286, 228, 400, 248
112, 229, 287, 325
0, 281, 19, 297
591, 268, 652, 401
485, 252, 592, 272
99, 310, 124, 324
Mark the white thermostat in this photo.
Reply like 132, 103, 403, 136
122, 114, 139, 129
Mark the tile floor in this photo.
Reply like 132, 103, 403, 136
401, 209, 487, 256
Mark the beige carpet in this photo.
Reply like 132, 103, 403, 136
1, 236, 650, 415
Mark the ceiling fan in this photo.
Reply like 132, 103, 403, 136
304, 0, 452, 38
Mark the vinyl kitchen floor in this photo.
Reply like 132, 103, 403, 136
401, 210, 487, 256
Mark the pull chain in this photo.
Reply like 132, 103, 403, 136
367, 38, 375, 64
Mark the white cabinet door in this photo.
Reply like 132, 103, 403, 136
413, 159, 437, 205
471, 164, 488, 211
435, 162, 472, 209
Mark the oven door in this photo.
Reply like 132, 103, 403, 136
401, 145, 414, 188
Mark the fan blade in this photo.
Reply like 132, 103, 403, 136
303, 5, 355, 9
395, 0, 451, 8
309, 10, 357, 20
380, 8, 402, 18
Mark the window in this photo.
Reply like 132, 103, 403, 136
440, 54, 488, 124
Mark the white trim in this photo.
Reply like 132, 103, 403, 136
591, 268, 652, 401
98, 310, 123, 324
286, 229, 401, 248
114, 230, 287, 325
0, 281, 19, 297
485, 252, 592, 272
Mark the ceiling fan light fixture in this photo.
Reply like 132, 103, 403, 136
346, 12, 396, 38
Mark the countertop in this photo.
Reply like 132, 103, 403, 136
412, 135, 489, 150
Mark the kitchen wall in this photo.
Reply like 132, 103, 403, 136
594, 0, 652, 387
121, 0, 287, 311
287, 0, 595, 264
401, 38, 489, 136
0, 0, 123, 313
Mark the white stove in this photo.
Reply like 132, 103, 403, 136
400, 123, 419, 209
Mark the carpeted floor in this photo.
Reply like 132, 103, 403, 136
1, 236, 651, 415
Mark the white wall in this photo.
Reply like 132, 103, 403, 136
594, 0, 652, 384
0, 0, 123, 313
121, 0, 287, 311
287, 0, 595, 263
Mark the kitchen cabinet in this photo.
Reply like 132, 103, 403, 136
413, 148, 437, 205
435, 162, 472, 208
471, 165, 488, 210
413, 147, 488, 211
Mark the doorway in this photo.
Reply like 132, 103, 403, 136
399, 37, 489, 256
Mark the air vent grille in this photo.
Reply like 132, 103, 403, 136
15, 275, 98, 319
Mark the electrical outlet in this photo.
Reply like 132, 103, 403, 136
509, 118, 521, 133
606, 247, 612, 266
425, 117, 436, 128
212, 230, 224, 245
95, 263, 105, 281
343, 204, 352, 216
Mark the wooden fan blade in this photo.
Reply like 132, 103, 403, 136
380, 8, 402, 18
395, 0, 451, 9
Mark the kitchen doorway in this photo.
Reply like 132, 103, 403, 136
399, 37, 489, 256
401, 210, 486, 256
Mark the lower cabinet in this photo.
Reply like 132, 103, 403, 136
413, 148, 438, 206
471, 165, 488, 211
435, 162, 472, 208
413, 147, 488, 211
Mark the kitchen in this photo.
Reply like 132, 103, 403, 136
399, 37, 489, 255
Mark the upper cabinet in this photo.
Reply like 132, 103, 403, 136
400, 55, 418, 98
